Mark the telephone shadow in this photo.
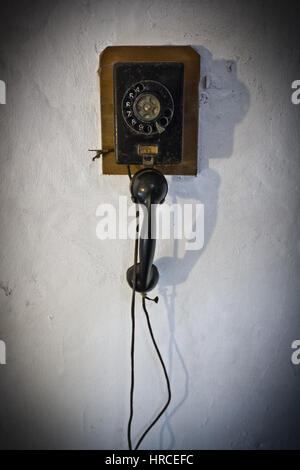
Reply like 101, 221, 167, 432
154, 46, 250, 450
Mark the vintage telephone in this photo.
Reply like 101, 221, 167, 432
97, 46, 199, 450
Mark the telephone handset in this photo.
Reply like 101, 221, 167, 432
126, 167, 168, 293
113, 61, 184, 292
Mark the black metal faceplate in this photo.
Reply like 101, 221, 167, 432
113, 62, 184, 165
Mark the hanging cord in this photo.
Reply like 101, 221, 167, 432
127, 205, 139, 451
127, 169, 171, 450
133, 295, 172, 450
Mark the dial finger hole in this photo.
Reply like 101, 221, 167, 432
164, 108, 172, 118
159, 117, 168, 127
134, 83, 144, 94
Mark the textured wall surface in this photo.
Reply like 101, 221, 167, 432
0, 0, 300, 449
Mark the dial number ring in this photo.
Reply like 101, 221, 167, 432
122, 80, 174, 135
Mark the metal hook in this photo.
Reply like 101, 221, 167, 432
89, 148, 114, 161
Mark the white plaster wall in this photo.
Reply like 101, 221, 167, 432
0, 0, 299, 449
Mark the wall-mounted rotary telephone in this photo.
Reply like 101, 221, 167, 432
97, 46, 199, 450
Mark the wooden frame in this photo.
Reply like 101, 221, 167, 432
99, 46, 200, 175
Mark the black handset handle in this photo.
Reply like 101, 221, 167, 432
126, 168, 168, 293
